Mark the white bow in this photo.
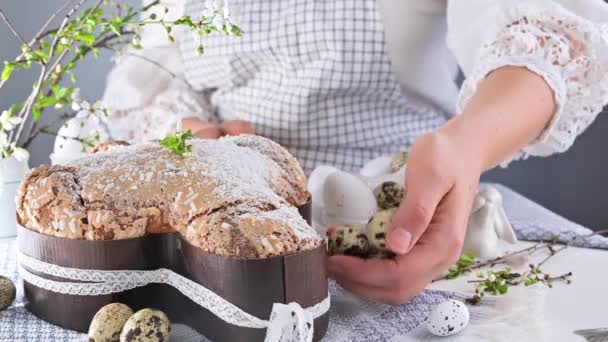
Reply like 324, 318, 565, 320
265, 302, 315, 342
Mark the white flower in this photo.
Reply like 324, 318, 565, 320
488, 274, 496, 282
131, 34, 142, 46
0, 110, 23, 131
74, 101, 108, 128
202, 0, 220, 18
0, 132, 8, 149
75, 101, 103, 117
203, 0, 236, 34
71, 89, 84, 111
12, 146, 29, 162
60, 37, 70, 45
223, 5, 233, 34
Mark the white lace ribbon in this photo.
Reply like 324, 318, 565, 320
18, 252, 329, 342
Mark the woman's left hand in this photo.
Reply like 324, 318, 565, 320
327, 130, 482, 305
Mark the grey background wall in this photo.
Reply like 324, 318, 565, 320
1, 1, 606, 229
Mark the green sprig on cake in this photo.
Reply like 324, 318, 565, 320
160, 130, 193, 155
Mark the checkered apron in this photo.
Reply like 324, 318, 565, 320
179, 0, 449, 173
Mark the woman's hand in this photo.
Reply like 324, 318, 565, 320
328, 66, 557, 305
181, 117, 255, 139
327, 130, 482, 305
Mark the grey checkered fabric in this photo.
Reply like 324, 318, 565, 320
178, 0, 448, 173
2, 184, 608, 341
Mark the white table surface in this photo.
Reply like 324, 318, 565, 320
430, 241, 608, 342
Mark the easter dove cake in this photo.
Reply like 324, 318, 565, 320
16, 135, 321, 259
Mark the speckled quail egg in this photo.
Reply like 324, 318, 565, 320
327, 225, 370, 258
89, 303, 134, 342
389, 152, 408, 173
0, 276, 16, 311
120, 308, 171, 342
373, 181, 405, 210
426, 299, 469, 337
367, 208, 397, 252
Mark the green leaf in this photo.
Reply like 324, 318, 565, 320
92, 48, 101, 58
459, 253, 476, 266
32, 107, 42, 121
8, 103, 21, 115
75, 32, 96, 45
160, 130, 193, 155
34, 50, 49, 63
174, 16, 194, 27
109, 23, 121, 36
87, 20, 96, 32
36, 96, 57, 108
2, 61, 15, 81
497, 283, 508, 295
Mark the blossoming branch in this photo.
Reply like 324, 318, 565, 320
0, 0, 240, 161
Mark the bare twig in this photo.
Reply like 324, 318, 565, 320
23, 113, 75, 149
545, 271, 573, 284
0, 8, 38, 57
0, 0, 76, 89
436, 228, 608, 282
13, 0, 99, 146
33, 0, 77, 44
39, 127, 90, 145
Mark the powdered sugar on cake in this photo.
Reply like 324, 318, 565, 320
16, 136, 320, 258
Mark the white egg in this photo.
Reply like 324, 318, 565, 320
323, 171, 378, 226
426, 299, 469, 337
360, 155, 392, 178
50, 116, 109, 165
308, 165, 340, 208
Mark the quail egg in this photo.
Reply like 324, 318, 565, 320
0, 276, 15, 311
426, 299, 469, 337
120, 308, 171, 342
327, 225, 370, 258
89, 303, 134, 342
367, 208, 397, 252
373, 181, 405, 210
389, 152, 408, 173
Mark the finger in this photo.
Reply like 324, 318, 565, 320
387, 165, 450, 254
192, 125, 223, 139
220, 120, 255, 136
332, 242, 449, 305
412, 185, 470, 270
327, 255, 400, 288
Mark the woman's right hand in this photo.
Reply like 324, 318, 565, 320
181, 118, 255, 139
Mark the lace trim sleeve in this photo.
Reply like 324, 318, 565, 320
101, 0, 214, 142
106, 84, 213, 142
456, 3, 608, 165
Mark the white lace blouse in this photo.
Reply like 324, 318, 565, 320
102, 0, 608, 169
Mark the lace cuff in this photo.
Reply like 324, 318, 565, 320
107, 85, 213, 142
457, 4, 608, 165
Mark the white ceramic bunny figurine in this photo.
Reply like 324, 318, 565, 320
463, 186, 517, 260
